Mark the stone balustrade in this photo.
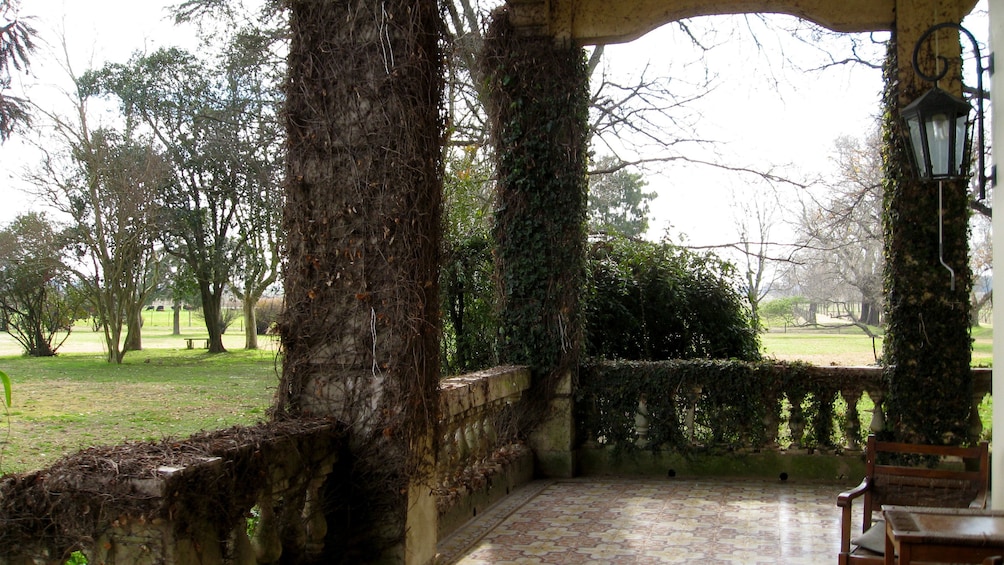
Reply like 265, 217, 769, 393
0, 419, 345, 565
579, 364, 992, 460
0, 363, 989, 562
435, 365, 534, 537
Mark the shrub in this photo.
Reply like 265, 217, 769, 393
584, 234, 760, 361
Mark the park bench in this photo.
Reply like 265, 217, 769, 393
836, 434, 990, 564
183, 338, 209, 350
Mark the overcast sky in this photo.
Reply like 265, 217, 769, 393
0, 0, 990, 253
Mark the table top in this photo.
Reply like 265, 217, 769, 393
884, 506, 1004, 546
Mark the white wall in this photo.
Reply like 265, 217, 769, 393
991, 0, 1003, 510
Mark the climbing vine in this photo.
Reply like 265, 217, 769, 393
576, 359, 837, 454
880, 37, 973, 445
481, 10, 590, 399
277, 0, 444, 558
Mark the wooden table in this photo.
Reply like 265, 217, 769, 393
883, 506, 1004, 564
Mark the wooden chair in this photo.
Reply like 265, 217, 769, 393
836, 434, 990, 564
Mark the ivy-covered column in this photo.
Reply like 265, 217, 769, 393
278, 0, 442, 562
882, 2, 973, 445
482, 10, 590, 477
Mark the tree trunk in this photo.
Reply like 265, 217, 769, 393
199, 283, 226, 353
970, 290, 991, 327
242, 297, 258, 350
30, 326, 55, 357
860, 300, 880, 327
172, 303, 181, 335
123, 308, 143, 352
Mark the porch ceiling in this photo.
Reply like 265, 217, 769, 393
509, 0, 980, 44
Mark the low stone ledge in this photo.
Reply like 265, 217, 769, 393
440, 365, 531, 418
577, 445, 865, 484
0, 418, 346, 564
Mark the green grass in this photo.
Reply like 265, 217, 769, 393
0, 322, 279, 475
762, 324, 992, 367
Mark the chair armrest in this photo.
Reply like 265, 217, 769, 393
837, 479, 869, 508
837, 479, 870, 553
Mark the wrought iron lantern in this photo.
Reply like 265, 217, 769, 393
901, 86, 972, 182
902, 22, 992, 198
901, 22, 993, 291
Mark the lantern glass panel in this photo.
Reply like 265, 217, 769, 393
953, 113, 968, 177
906, 115, 928, 177
926, 113, 951, 177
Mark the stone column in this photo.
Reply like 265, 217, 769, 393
482, 9, 590, 478
278, 0, 443, 562
882, 0, 974, 445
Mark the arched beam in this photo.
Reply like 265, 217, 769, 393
509, 0, 979, 45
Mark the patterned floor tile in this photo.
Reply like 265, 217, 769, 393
437, 477, 853, 564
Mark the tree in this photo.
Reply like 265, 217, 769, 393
0, 0, 34, 141
30, 53, 171, 363
171, 0, 287, 351
731, 195, 787, 331
793, 132, 884, 329
0, 213, 82, 356
441, 145, 496, 373
969, 213, 991, 326
221, 30, 285, 350
89, 46, 274, 353
587, 155, 657, 237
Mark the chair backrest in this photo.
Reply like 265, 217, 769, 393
861, 434, 989, 524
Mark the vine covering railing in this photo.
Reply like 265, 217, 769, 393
0, 369, 535, 564
577, 360, 992, 454
0, 419, 346, 565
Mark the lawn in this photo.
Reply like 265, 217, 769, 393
0, 314, 279, 475
761, 323, 993, 367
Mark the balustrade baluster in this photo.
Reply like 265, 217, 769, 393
968, 391, 986, 444
251, 494, 282, 563
440, 428, 456, 475
228, 524, 256, 565
684, 386, 702, 444
304, 474, 329, 554
840, 388, 863, 451
866, 387, 885, 435
760, 390, 780, 449
635, 394, 649, 447
484, 409, 499, 448
788, 392, 806, 449
456, 424, 470, 463
471, 413, 487, 461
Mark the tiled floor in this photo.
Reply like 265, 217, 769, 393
437, 477, 854, 564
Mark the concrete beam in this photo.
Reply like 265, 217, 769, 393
510, 0, 979, 45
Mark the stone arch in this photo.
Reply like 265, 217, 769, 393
491, 0, 981, 449
509, 0, 977, 45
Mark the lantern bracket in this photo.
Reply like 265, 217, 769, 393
911, 22, 993, 199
